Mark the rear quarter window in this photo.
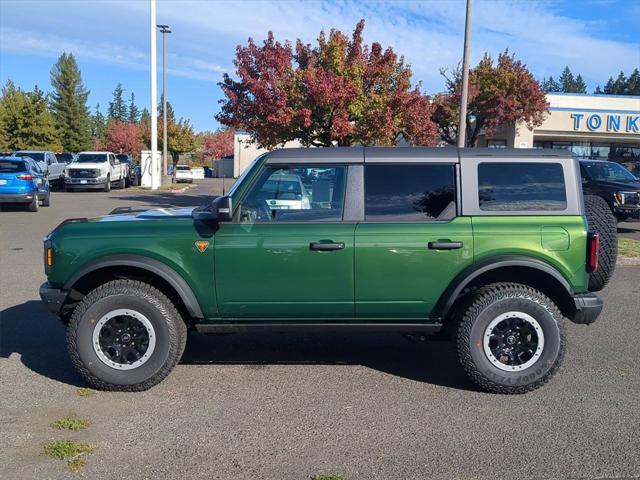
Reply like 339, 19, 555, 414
478, 162, 567, 211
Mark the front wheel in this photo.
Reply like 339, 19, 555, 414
67, 280, 187, 391
456, 283, 566, 394
103, 176, 111, 192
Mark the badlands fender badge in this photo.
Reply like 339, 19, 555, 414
194, 240, 210, 253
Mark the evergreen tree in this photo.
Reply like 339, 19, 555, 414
108, 83, 127, 122
603, 76, 615, 94
91, 103, 107, 143
558, 66, 576, 93
611, 71, 627, 94
0, 80, 28, 151
50, 52, 91, 151
128, 92, 140, 123
158, 95, 175, 123
21, 86, 62, 150
573, 74, 587, 94
541, 76, 562, 93
627, 68, 640, 95
594, 85, 604, 94
139, 108, 151, 149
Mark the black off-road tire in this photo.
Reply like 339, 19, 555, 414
584, 195, 617, 292
67, 279, 187, 391
457, 283, 566, 394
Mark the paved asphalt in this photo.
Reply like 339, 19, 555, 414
1, 180, 639, 480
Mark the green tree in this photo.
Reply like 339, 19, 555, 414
108, 83, 127, 122
128, 92, 140, 123
139, 107, 151, 149
0, 81, 61, 151
573, 74, 587, 93
50, 52, 91, 151
541, 76, 562, 93
627, 68, 640, 95
91, 103, 107, 144
166, 118, 195, 168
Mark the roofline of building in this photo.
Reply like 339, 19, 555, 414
546, 92, 640, 100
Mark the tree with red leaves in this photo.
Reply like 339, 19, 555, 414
217, 20, 439, 148
202, 128, 235, 160
105, 121, 144, 154
432, 51, 549, 147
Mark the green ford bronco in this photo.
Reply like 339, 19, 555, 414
40, 148, 616, 394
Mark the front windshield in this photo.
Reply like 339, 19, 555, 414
116, 155, 130, 162
57, 153, 74, 163
582, 161, 637, 182
15, 152, 44, 162
76, 154, 108, 163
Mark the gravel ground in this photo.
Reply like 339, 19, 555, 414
1, 179, 639, 480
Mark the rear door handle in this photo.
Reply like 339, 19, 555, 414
310, 242, 345, 251
428, 241, 463, 250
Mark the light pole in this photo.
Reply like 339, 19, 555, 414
457, 0, 473, 148
150, 0, 159, 189
157, 24, 171, 181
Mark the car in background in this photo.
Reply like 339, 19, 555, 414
580, 159, 640, 221
260, 173, 311, 210
174, 164, 193, 183
115, 154, 137, 187
56, 152, 77, 164
14, 150, 65, 187
191, 167, 205, 180
64, 152, 126, 192
0, 156, 50, 211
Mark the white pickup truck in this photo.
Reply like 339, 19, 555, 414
64, 151, 126, 192
14, 150, 66, 187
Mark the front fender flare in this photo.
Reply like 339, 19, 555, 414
64, 254, 204, 319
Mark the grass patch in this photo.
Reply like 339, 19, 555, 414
67, 457, 87, 473
77, 387, 96, 397
51, 414, 91, 431
619, 238, 640, 258
312, 475, 347, 480
43, 440, 95, 461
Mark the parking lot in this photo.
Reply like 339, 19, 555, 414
1, 180, 639, 480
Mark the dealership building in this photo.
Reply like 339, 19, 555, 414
477, 93, 640, 171
230, 93, 639, 177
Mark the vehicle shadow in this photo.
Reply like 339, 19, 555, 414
181, 329, 477, 391
0, 300, 84, 387
107, 193, 214, 208
1, 301, 476, 391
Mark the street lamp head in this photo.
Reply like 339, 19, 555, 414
157, 24, 172, 33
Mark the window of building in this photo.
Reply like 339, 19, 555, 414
478, 162, 567, 211
240, 166, 346, 222
364, 164, 456, 221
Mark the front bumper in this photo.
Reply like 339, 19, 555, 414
613, 205, 640, 219
39, 282, 68, 315
0, 192, 36, 203
65, 177, 107, 188
571, 293, 603, 325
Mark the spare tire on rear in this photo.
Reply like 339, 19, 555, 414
584, 195, 617, 291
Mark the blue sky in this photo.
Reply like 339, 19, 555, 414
1, 0, 638, 132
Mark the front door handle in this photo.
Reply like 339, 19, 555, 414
428, 241, 463, 250
310, 242, 345, 251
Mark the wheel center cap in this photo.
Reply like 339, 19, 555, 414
506, 335, 517, 345
121, 333, 132, 343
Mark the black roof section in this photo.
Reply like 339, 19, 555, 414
264, 147, 572, 164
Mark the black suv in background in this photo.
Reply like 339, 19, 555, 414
580, 159, 640, 221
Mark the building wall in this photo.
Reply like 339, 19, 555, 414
233, 132, 304, 177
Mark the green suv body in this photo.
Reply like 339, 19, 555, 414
40, 147, 605, 393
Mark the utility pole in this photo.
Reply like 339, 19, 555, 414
157, 24, 171, 182
150, 0, 159, 189
457, 0, 473, 148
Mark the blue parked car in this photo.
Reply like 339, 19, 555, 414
0, 156, 51, 212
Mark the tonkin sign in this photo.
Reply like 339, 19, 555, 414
571, 112, 639, 133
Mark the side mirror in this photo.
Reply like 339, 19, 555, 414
192, 196, 233, 223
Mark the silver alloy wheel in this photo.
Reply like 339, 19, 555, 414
483, 311, 545, 372
92, 309, 156, 370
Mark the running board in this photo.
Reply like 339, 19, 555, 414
194, 323, 442, 334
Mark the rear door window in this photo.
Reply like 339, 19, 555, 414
364, 164, 456, 221
478, 162, 567, 211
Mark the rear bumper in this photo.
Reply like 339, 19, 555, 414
0, 192, 36, 203
571, 293, 603, 325
39, 282, 68, 315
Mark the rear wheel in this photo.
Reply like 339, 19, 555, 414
67, 279, 187, 391
42, 192, 50, 207
457, 283, 565, 394
27, 194, 39, 212
584, 195, 617, 291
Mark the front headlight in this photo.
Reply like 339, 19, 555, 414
614, 192, 625, 205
